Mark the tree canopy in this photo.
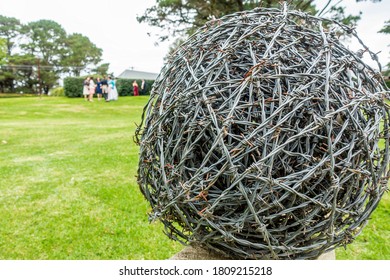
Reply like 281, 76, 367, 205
0, 38, 6, 64
137, 0, 380, 42
0, 16, 105, 93
379, 19, 390, 74
61, 33, 103, 76
0, 15, 22, 56
379, 20, 390, 34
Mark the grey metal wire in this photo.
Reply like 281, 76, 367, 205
135, 4, 390, 259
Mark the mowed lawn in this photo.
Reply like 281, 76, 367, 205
0, 96, 183, 259
0, 96, 388, 259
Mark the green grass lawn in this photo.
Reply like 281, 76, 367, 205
0, 96, 183, 259
0, 95, 388, 259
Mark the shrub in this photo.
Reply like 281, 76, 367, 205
116, 79, 154, 96
64, 77, 84, 97
116, 79, 133, 96
50, 87, 64, 96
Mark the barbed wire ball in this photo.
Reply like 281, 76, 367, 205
135, 5, 390, 259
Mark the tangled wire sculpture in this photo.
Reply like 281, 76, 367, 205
135, 4, 390, 259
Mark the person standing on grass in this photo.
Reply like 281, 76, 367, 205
107, 76, 118, 101
140, 79, 146, 95
107, 76, 116, 102
88, 77, 96, 102
112, 78, 118, 100
101, 76, 109, 101
83, 77, 90, 101
96, 77, 103, 101
133, 80, 139, 96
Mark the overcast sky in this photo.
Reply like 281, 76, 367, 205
0, 0, 389, 76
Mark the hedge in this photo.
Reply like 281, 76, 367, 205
50, 87, 64, 97
64, 77, 154, 97
64, 77, 85, 97
116, 79, 154, 96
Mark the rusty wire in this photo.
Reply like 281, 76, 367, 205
135, 4, 390, 259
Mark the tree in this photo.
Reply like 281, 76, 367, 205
0, 16, 104, 93
0, 15, 25, 92
0, 15, 23, 56
318, 0, 382, 25
92, 63, 111, 76
137, 0, 378, 42
379, 19, 390, 34
379, 19, 390, 75
0, 38, 7, 92
0, 54, 37, 93
0, 38, 6, 64
61, 33, 103, 76
20, 20, 68, 93
137, 0, 283, 41
324, 6, 361, 26
21, 19, 67, 65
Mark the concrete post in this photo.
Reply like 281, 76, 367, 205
170, 246, 335, 260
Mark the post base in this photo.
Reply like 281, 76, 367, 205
169, 246, 335, 260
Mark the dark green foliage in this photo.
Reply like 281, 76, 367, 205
379, 19, 390, 34
0, 15, 22, 56
93, 63, 111, 76
64, 77, 84, 97
50, 87, 64, 96
62, 33, 103, 76
137, 0, 369, 42
0, 15, 103, 93
379, 20, 390, 73
116, 79, 154, 96
116, 79, 133, 96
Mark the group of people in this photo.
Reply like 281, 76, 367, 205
83, 76, 118, 102
83, 76, 148, 101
